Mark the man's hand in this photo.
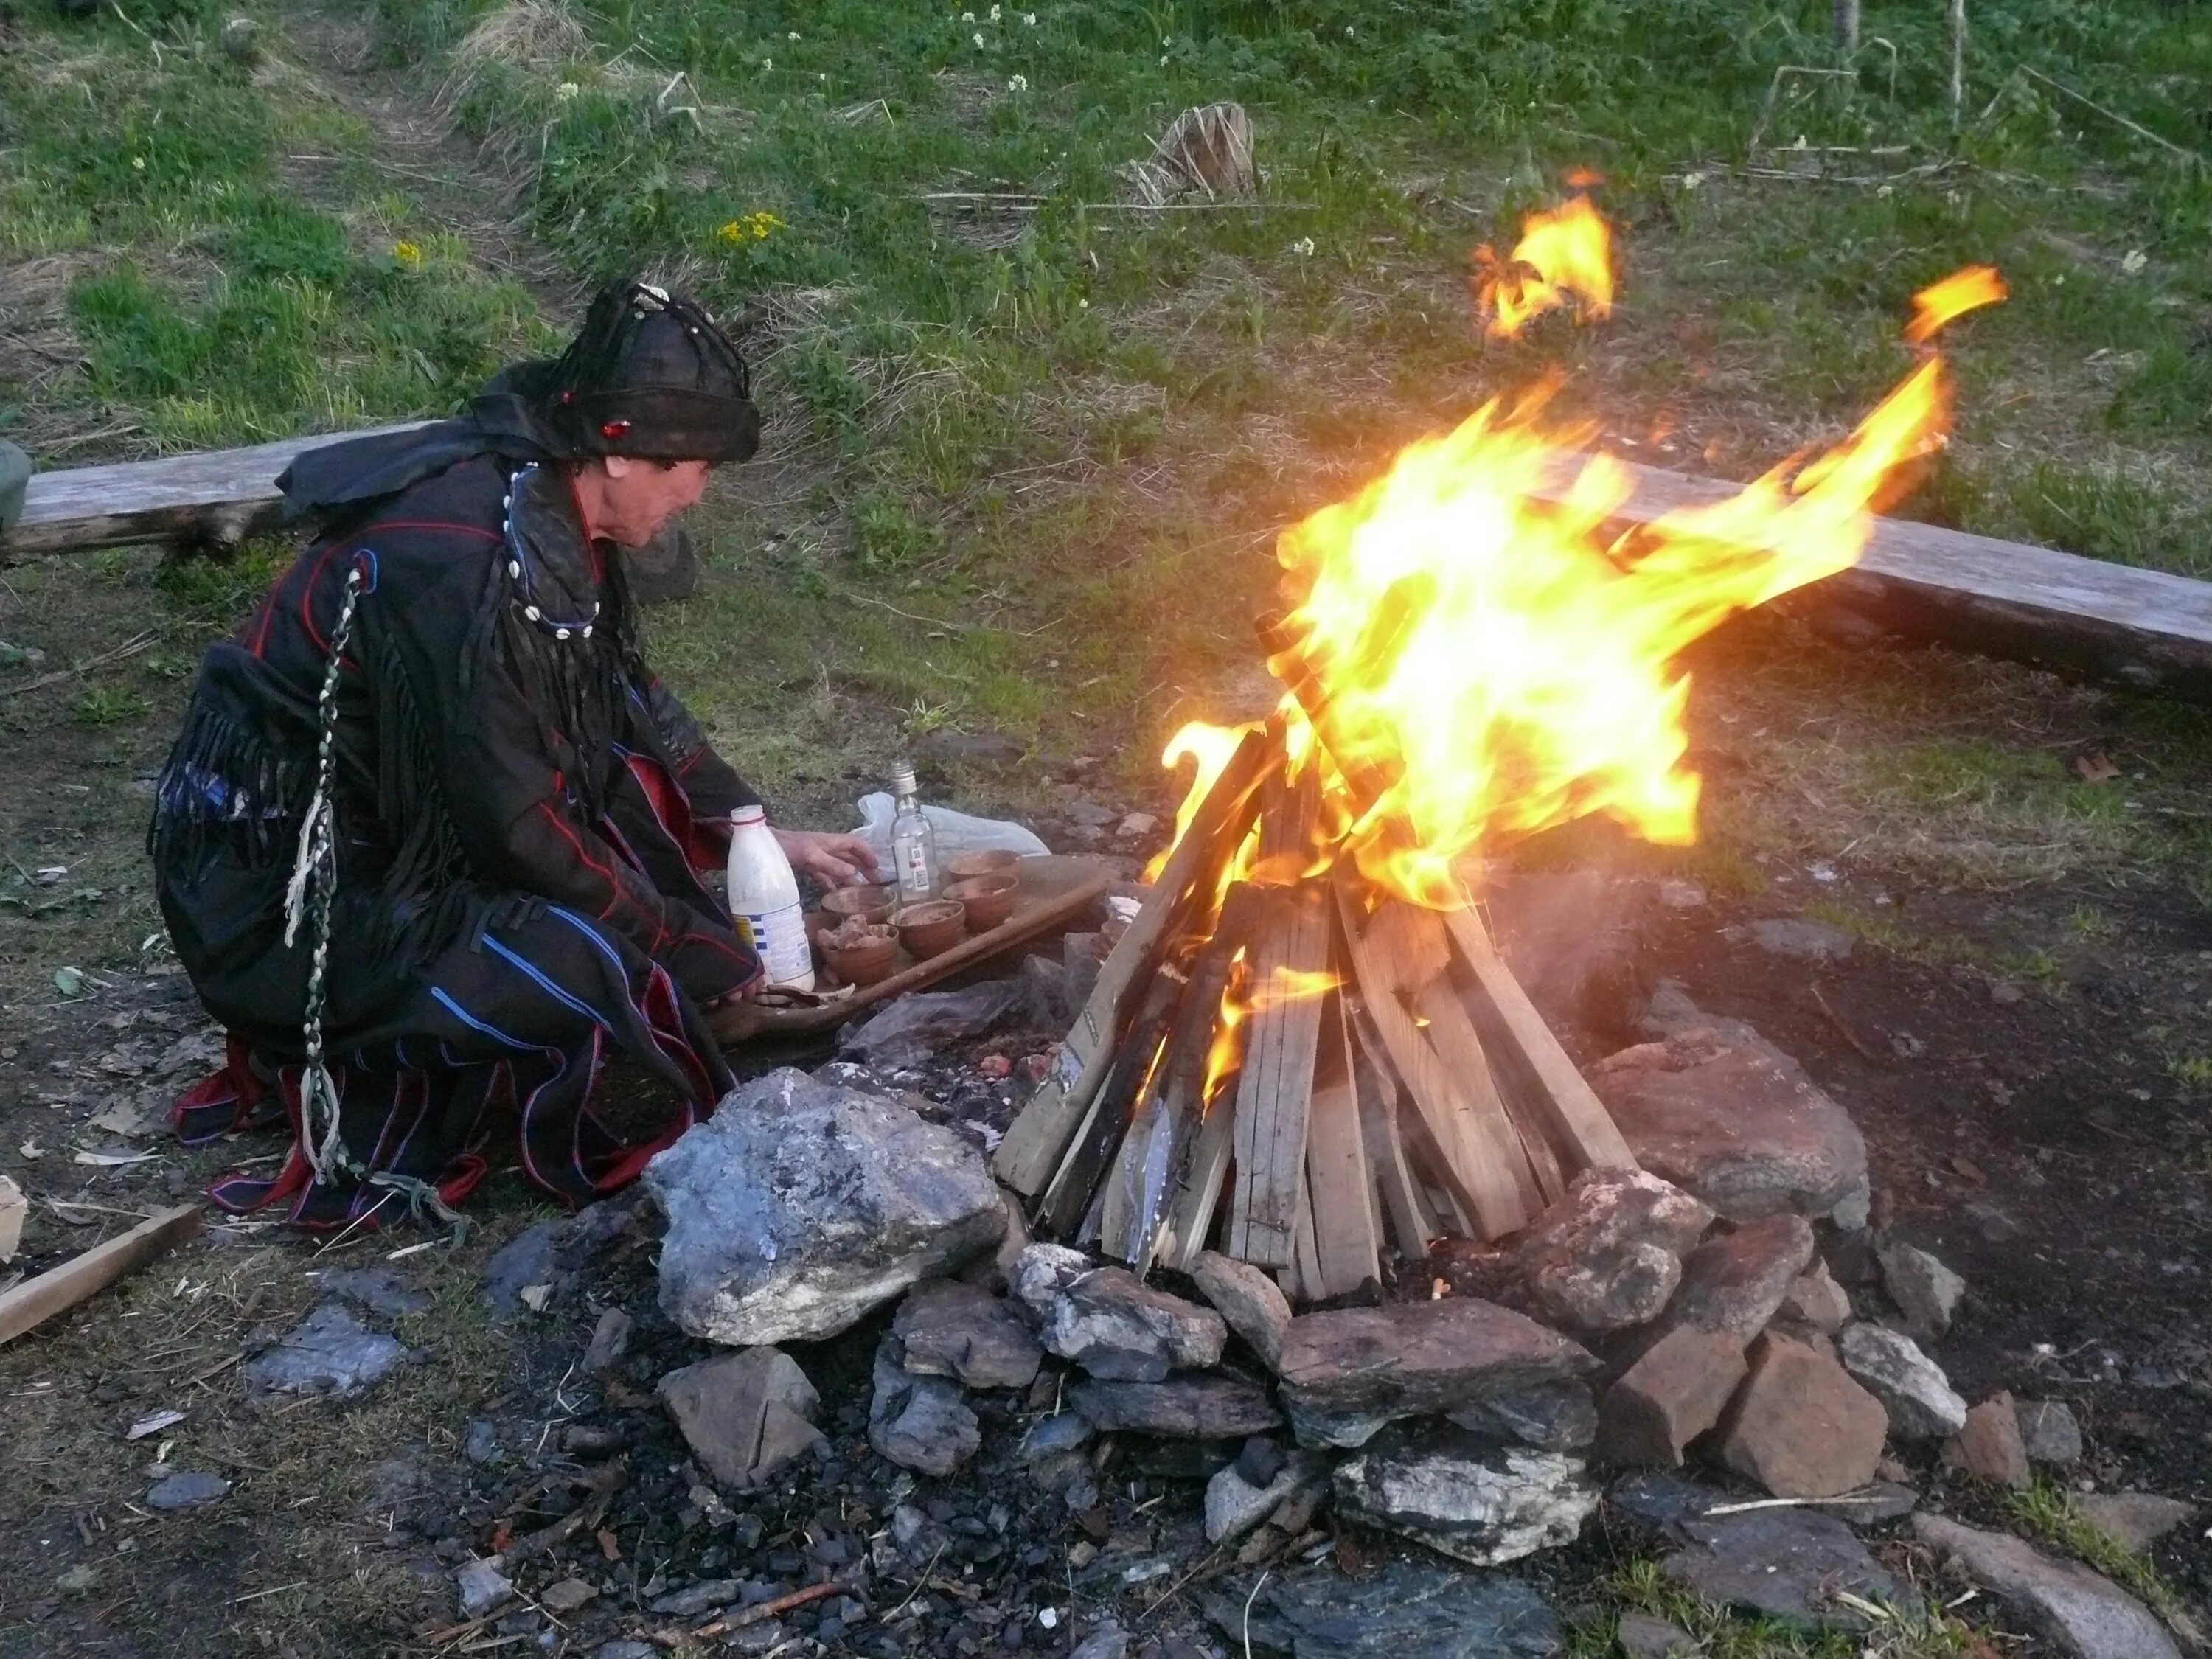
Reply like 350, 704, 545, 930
772, 827, 882, 891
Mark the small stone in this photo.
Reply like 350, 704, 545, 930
1597, 1327, 1747, 1469
2017, 1399, 2084, 1467
1277, 1297, 1596, 1431
1018, 1411, 1093, 1463
893, 1279, 1043, 1390
649, 1579, 742, 1616
316, 1266, 432, 1319
1068, 1625, 1129, 1659
1037, 1266, 1225, 1381
456, 1559, 515, 1619
1950, 1392, 2031, 1488
869, 1346, 981, 1475
1746, 918, 1855, 961
1593, 1028, 1869, 1223
1206, 1559, 1562, 1659
1189, 1250, 1293, 1369
1656, 880, 1706, 911
2074, 1492, 2197, 1554
647, 1068, 1007, 1346
1913, 1514, 2182, 1659
838, 980, 1026, 1068
145, 1470, 229, 1511
1009, 1242, 1093, 1322
1877, 1238, 1965, 1342
242, 1303, 408, 1399
463, 1419, 503, 1466
540, 1579, 597, 1614
1445, 1380, 1598, 1453
596, 1645, 658, 1659
1664, 1213, 1815, 1339
1667, 1506, 1921, 1631
1332, 1423, 1598, 1567
582, 1307, 633, 1376
658, 1348, 827, 1490
1778, 1261, 1851, 1332
1068, 1374, 1281, 1439
1608, 1469, 1726, 1538
1117, 812, 1160, 839
1717, 1332, 1888, 1498
1512, 1168, 1714, 1334
1204, 1454, 1309, 1544
1839, 1323, 1966, 1440
1615, 1610, 1696, 1658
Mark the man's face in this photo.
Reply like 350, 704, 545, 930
590, 456, 712, 547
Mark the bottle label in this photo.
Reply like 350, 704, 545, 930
898, 839, 935, 899
738, 899, 814, 987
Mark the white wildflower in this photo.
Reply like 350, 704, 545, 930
2122, 248, 2148, 275
1291, 236, 1315, 257
990, 4, 1001, 19
1158, 54, 1167, 65
961, 10, 974, 19
787, 29, 799, 39
1077, 296, 1089, 308
555, 80, 580, 100
1680, 171, 1702, 191
1023, 10, 1036, 22
973, 31, 986, 46
1343, 22, 1354, 35
761, 56, 772, 69
1007, 73, 1028, 91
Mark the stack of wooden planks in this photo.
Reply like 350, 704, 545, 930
992, 717, 1638, 1302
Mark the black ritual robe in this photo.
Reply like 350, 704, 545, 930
150, 448, 760, 1227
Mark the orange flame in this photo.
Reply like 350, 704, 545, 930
1248, 965, 1343, 1011
1153, 203, 1999, 910
1475, 195, 1615, 340
1148, 720, 1257, 883
1200, 951, 1251, 1105
1905, 265, 2008, 344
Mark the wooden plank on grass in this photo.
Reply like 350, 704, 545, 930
1439, 900, 1637, 1172
0, 1205, 201, 1347
1226, 773, 1329, 1269
5, 422, 430, 560
1336, 882, 1535, 1240
995, 725, 1276, 1195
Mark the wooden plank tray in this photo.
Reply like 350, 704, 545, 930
708, 854, 1115, 1046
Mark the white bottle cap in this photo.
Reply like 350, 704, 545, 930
732, 804, 766, 826
891, 765, 918, 796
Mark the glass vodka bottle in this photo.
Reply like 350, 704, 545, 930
890, 764, 941, 904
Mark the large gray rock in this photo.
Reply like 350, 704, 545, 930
1512, 1168, 1714, 1333
1333, 1424, 1599, 1567
869, 1346, 981, 1476
1009, 1242, 1093, 1321
242, 1303, 408, 1399
1205, 1453, 1312, 1544
1913, 1514, 2183, 1659
647, 1068, 1006, 1346
658, 1348, 827, 1489
1667, 1507, 1921, 1630
2074, 1492, 2197, 1554
1278, 1298, 1596, 1432
2018, 1399, 2084, 1467
893, 1279, 1043, 1390
1447, 1380, 1598, 1453
1037, 1266, 1225, 1381
1839, 1323, 1966, 1440
1591, 1029, 1868, 1222
1206, 1559, 1562, 1659
1189, 1250, 1293, 1369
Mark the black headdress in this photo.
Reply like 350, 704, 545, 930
277, 279, 759, 521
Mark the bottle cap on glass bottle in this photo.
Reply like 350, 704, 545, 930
892, 764, 918, 796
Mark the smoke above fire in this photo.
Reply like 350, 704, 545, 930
1158, 192, 2003, 910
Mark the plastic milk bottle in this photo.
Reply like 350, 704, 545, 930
726, 805, 816, 991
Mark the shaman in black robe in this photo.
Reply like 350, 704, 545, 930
152, 437, 761, 1228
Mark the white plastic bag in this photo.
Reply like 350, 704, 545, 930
850, 792, 1051, 878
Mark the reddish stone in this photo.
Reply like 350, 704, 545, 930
1597, 1326, 1748, 1469
978, 1054, 1013, 1079
1717, 1332, 1888, 1498
1950, 1390, 2031, 1489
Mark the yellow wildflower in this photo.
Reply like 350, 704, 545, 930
718, 212, 787, 246
392, 240, 424, 271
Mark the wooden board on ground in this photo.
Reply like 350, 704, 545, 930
1527, 450, 2212, 701
0, 1205, 202, 1347
995, 726, 1275, 1196
709, 855, 1112, 1044
5, 422, 428, 560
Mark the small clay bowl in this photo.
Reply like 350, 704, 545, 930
894, 899, 968, 961
945, 849, 1021, 884
824, 932, 900, 987
947, 872, 1018, 932
822, 885, 897, 926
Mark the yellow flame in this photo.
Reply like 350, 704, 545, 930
1200, 951, 1251, 1105
1248, 965, 1343, 1012
1905, 264, 2008, 344
1475, 195, 1615, 340
1148, 720, 1256, 883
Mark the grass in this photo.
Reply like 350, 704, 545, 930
2005, 1478, 2197, 1636
1567, 1556, 1988, 1658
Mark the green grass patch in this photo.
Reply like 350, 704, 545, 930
2005, 1478, 2194, 1631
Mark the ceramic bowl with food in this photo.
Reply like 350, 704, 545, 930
946, 872, 1018, 932
944, 849, 1022, 884
821, 884, 897, 926
892, 899, 968, 960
